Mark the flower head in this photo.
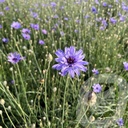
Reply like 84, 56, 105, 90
91, 6, 97, 14
30, 23, 39, 30
2, 38, 9, 43
123, 62, 128, 71
39, 40, 45, 45
92, 68, 99, 75
11, 21, 21, 29
22, 33, 31, 40
52, 46, 88, 78
42, 29, 47, 34
116, 118, 124, 126
92, 84, 102, 93
22, 28, 31, 34
110, 17, 117, 24
7, 52, 25, 64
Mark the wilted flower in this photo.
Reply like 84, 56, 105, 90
39, 40, 45, 45
11, 21, 21, 29
52, 46, 88, 78
116, 118, 124, 126
123, 62, 128, 71
92, 84, 102, 93
7, 52, 25, 64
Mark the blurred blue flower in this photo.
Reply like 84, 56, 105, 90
52, 46, 88, 78
92, 68, 99, 75
22, 33, 31, 40
39, 40, 45, 45
11, 21, 21, 29
22, 28, 31, 34
95, 0, 99, 5
42, 29, 47, 34
110, 17, 117, 24
0, 24, 2, 28
5, 6, 10, 10
50, 2, 56, 7
92, 84, 102, 93
30, 23, 39, 30
102, 2, 107, 7
0, 0, 5, 3
91, 6, 98, 14
2, 38, 9, 43
116, 118, 124, 126
123, 62, 128, 71
7, 52, 25, 64
120, 16, 126, 22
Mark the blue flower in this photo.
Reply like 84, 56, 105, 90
11, 21, 21, 29
91, 6, 98, 14
123, 62, 128, 71
116, 118, 124, 126
22, 28, 31, 34
52, 46, 88, 78
92, 68, 99, 75
39, 40, 45, 45
92, 84, 102, 93
2, 38, 9, 43
7, 52, 25, 64
110, 17, 117, 24
22, 33, 31, 40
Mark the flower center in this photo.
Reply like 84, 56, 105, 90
12, 58, 18, 62
67, 56, 75, 65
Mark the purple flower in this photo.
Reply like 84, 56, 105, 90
0, 24, 2, 28
50, 2, 56, 7
123, 62, 128, 71
92, 68, 99, 75
30, 12, 38, 18
52, 46, 89, 78
22, 28, 31, 34
60, 31, 65, 36
5, 6, 10, 10
22, 33, 31, 40
30, 23, 39, 30
0, 0, 5, 3
42, 29, 47, 34
39, 40, 45, 45
2, 38, 9, 43
7, 52, 24, 64
116, 118, 124, 126
95, 0, 99, 5
102, 2, 107, 7
64, 17, 68, 21
11, 21, 21, 29
92, 84, 102, 93
102, 19, 108, 27
0, 12, 4, 16
120, 16, 126, 22
110, 17, 117, 24
91, 6, 98, 14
